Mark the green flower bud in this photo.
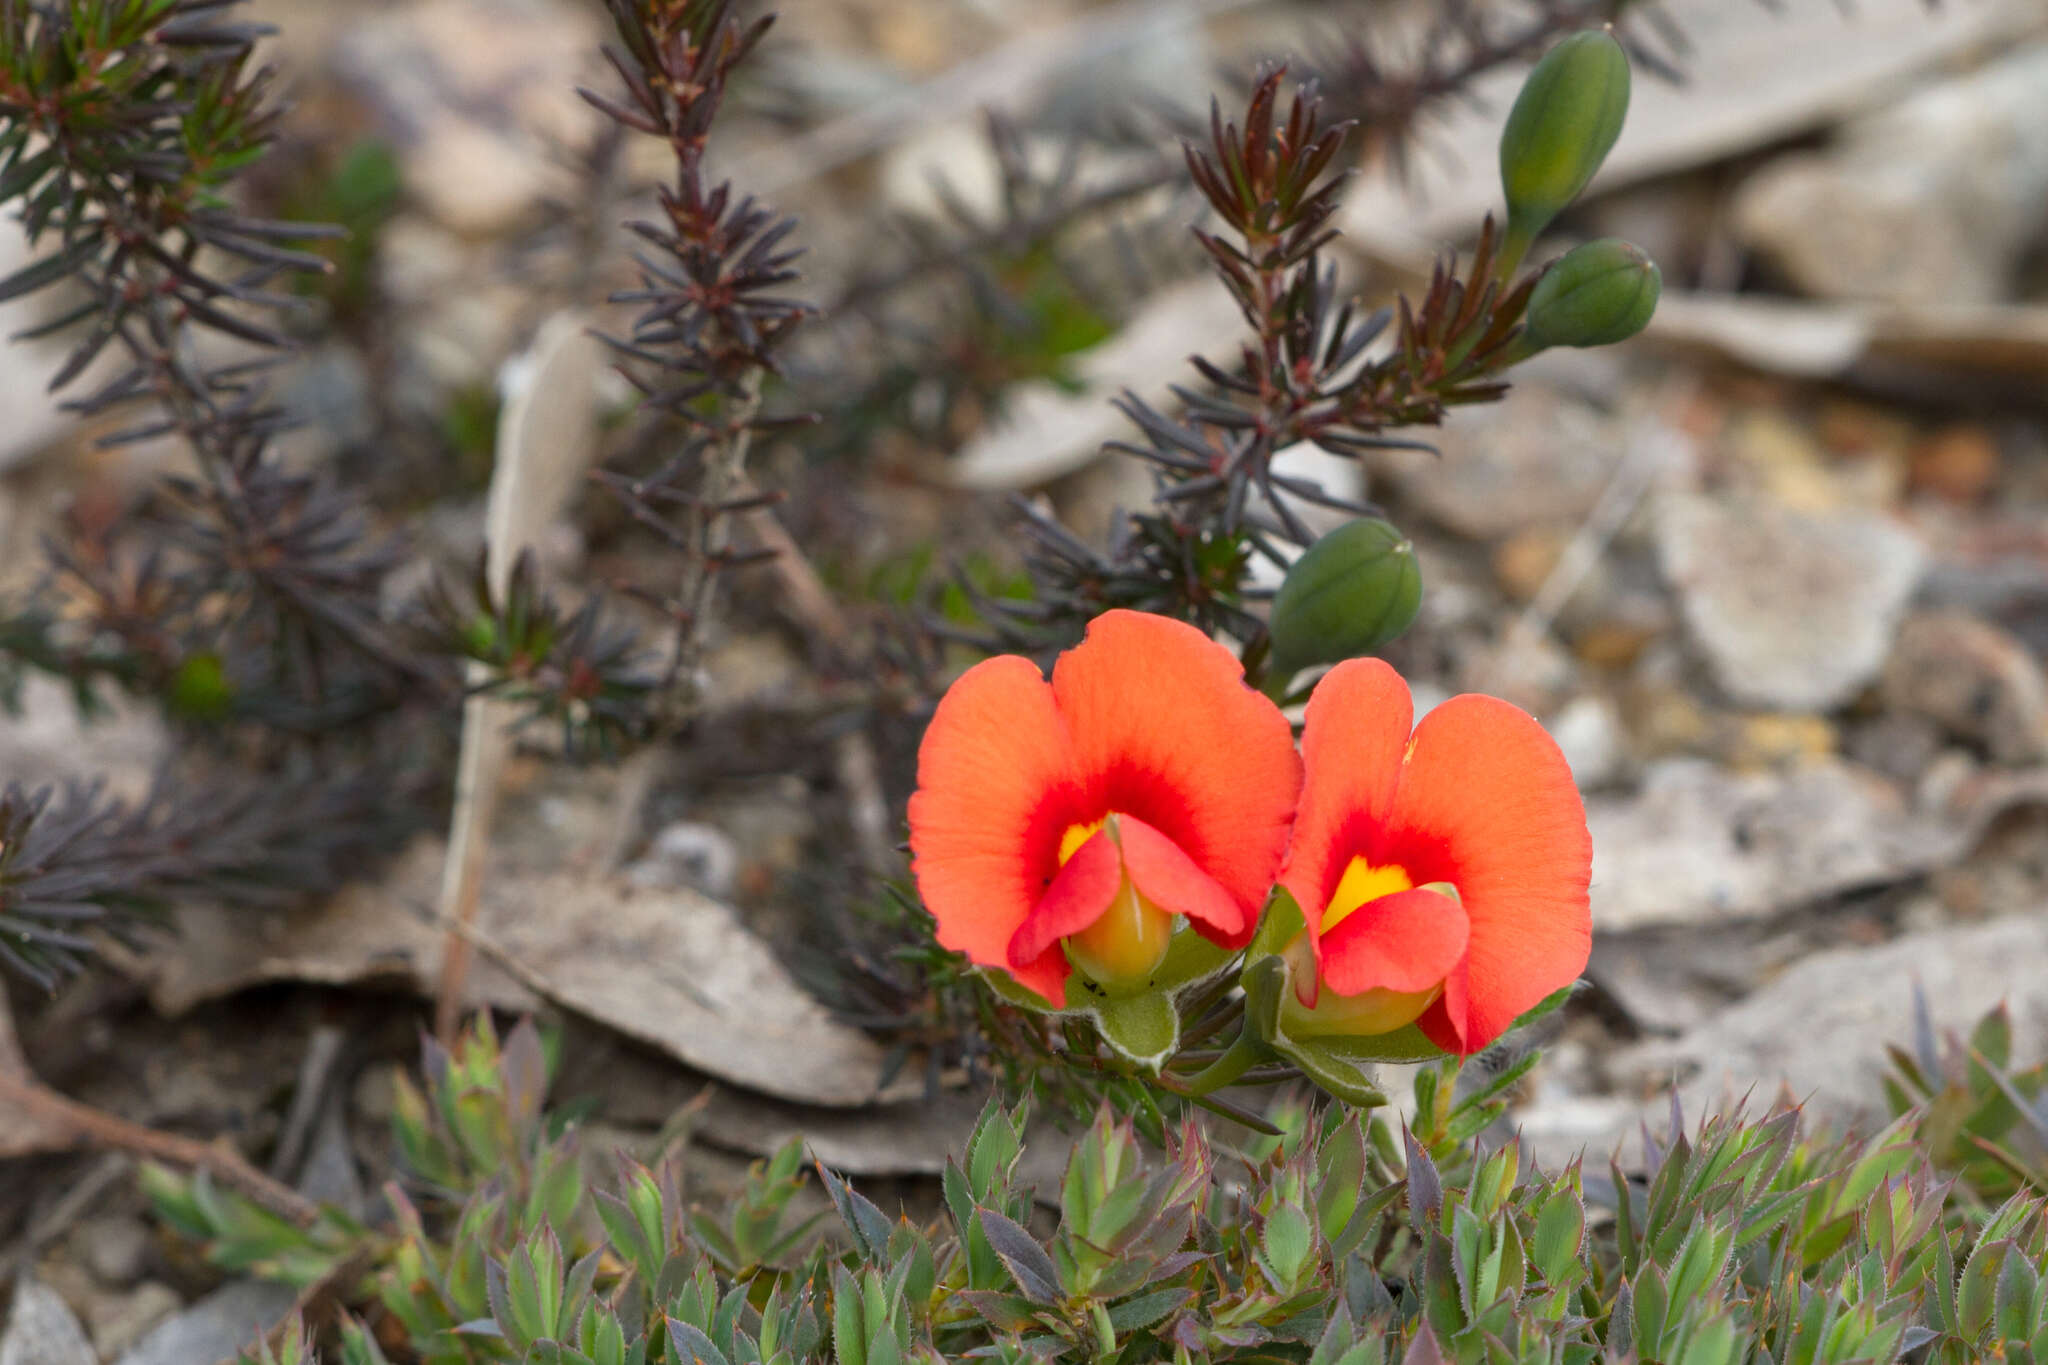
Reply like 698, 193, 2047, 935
1499, 30, 1631, 256
1268, 517, 1421, 679
1523, 238, 1660, 351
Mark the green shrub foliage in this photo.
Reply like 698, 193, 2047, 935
153, 1010, 2048, 1364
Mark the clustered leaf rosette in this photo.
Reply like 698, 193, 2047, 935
908, 610, 1300, 1066
1241, 658, 1592, 1103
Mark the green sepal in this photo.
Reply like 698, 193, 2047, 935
977, 923, 1237, 1015
1281, 1035, 1401, 1108
976, 924, 1242, 1072
1247, 887, 1307, 960
1092, 992, 1180, 1072
1241, 889, 1451, 1106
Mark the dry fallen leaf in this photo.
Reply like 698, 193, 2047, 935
435, 309, 608, 1039
153, 837, 914, 1109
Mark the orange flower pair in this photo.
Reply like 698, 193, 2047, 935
907, 610, 1592, 1056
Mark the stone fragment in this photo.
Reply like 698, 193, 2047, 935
623, 822, 742, 900
1616, 913, 2048, 1134
76, 1217, 150, 1285
1491, 527, 1572, 603
85, 1285, 180, 1361
1584, 756, 2043, 932
1882, 611, 2048, 764
1655, 492, 1924, 711
1546, 694, 1627, 791
0, 1280, 94, 1365
330, 0, 605, 237
113, 1280, 297, 1365
1732, 45, 2048, 307
1388, 384, 1625, 541
1907, 424, 2001, 503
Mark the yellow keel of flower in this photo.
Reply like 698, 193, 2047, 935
1320, 857, 1414, 932
1279, 856, 1455, 1038
1066, 877, 1173, 992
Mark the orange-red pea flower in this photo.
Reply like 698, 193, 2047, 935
1276, 658, 1591, 1056
908, 610, 1301, 1009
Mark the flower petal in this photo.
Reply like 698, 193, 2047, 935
1317, 887, 1469, 997
1006, 829, 1122, 1005
1118, 814, 1246, 943
1386, 694, 1592, 1055
1418, 963, 1473, 1054
1278, 658, 1415, 955
1051, 610, 1300, 932
908, 655, 1083, 994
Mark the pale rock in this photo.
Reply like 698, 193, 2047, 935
330, 0, 605, 237
376, 217, 535, 402
1491, 527, 1573, 604
85, 1285, 180, 1361
0, 675, 166, 801
1916, 748, 1982, 815
947, 278, 1244, 491
1547, 694, 1628, 791
879, 121, 1006, 225
1733, 44, 2048, 306
406, 122, 558, 238
113, 1280, 297, 1365
1842, 710, 1946, 786
624, 821, 741, 901
1041, 7, 1213, 129
76, 1217, 150, 1285
1513, 1090, 1644, 1173
1907, 424, 2002, 503
0, 223, 118, 472
1882, 611, 2048, 764
1459, 628, 1575, 718
1722, 408, 1903, 512
1387, 383, 1627, 540
1264, 441, 1368, 541
0, 1280, 94, 1365
1589, 757, 1971, 931
1617, 914, 2048, 1134
1655, 492, 1924, 711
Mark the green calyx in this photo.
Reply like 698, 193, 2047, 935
1267, 517, 1421, 685
1522, 237, 1661, 352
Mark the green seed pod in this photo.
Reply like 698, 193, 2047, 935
1268, 517, 1421, 678
1523, 238, 1660, 351
1499, 30, 1631, 252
